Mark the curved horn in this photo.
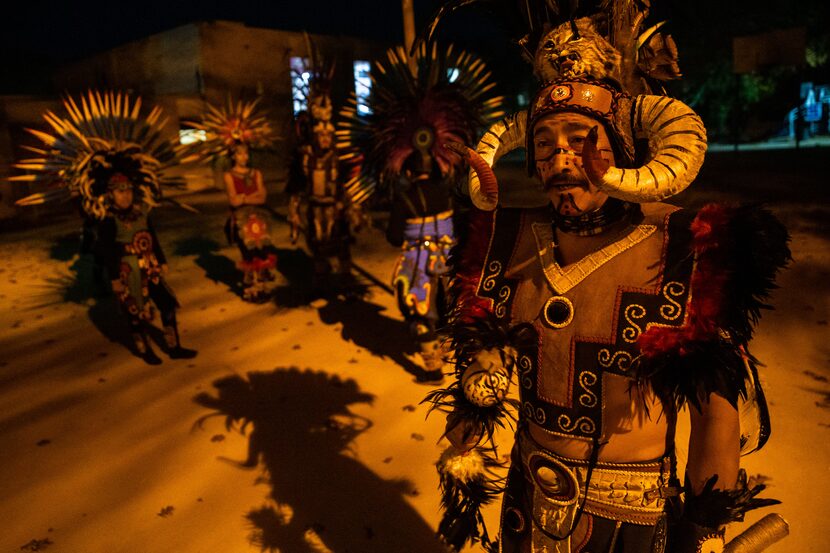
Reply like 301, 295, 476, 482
445, 141, 499, 205
467, 111, 527, 211
583, 95, 707, 203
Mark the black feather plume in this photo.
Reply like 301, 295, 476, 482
683, 470, 781, 528
717, 205, 791, 344
436, 446, 506, 551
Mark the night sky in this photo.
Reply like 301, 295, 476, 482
0, 0, 496, 92
3, 1, 415, 62
0, 0, 825, 94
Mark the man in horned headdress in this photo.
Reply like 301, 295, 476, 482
421, 3, 790, 552
13, 92, 197, 364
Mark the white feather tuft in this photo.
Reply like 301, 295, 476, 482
437, 446, 486, 484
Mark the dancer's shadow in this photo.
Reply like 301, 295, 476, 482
194, 368, 445, 552
33, 232, 111, 306
175, 235, 326, 307
273, 246, 371, 308
272, 247, 317, 307
174, 236, 243, 297
86, 295, 167, 354
30, 233, 137, 354
38, 232, 176, 358
317, 296, 434, 381
49, 231, 82, 262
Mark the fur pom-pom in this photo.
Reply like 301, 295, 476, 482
438, 446, 487, 485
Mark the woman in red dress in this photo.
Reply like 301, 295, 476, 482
224, 143, 278, 302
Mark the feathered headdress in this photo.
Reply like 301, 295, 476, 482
292, 33, 337, 126
186, 96, 278, 162
11, 90, 185, 219
337, 42, 505, 205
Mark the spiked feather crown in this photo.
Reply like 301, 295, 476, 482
186, 96, 278, 162
11, 90, 185, 219
337, 42, 505, 205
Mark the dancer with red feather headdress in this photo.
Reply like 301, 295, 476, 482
338, 41, 505, 380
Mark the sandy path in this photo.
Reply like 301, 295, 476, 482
1, 179, 827, 552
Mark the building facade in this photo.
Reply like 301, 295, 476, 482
2, 20, 387, 217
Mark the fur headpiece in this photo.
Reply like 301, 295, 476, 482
417, 1, 682, 95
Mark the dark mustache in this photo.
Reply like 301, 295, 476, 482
544, 174, 587, 190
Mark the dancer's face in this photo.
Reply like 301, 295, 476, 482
112, 187, 134, 209
316, 131, 333, 150
533, 112, 615, 216
233, 145, 250, 168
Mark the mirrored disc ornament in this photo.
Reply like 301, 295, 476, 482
542, 296, 574, 329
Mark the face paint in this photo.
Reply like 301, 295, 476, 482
553, 192, 585, 216
532, 112, 615, 217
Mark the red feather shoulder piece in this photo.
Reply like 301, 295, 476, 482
633, 203, 790, 409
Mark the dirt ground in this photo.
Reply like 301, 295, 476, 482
0, 150, 828, 552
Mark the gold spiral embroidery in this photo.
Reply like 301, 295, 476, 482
518, 355, 532, 374
522, 403, 547, 424
522, 376, 533, 390
622, 304, 646, 343
597, 349, 633, 371
481, 260, 502, 291
659, 281, 685, 321
494, 285, 511, 318
578, 371, 598, 407
557, 414, 596, 434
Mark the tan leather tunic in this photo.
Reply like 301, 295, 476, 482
477, 203, 692, 461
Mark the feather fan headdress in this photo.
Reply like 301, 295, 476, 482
11, 90, 185, 219
186, 96, 278, 162
337, 42, 505, 205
